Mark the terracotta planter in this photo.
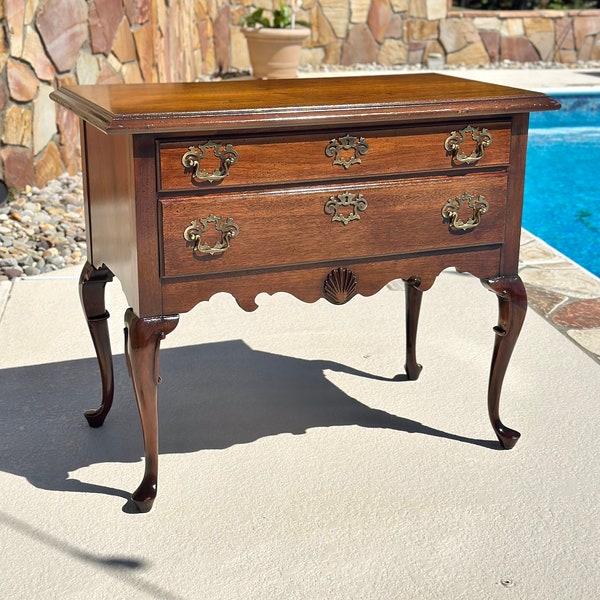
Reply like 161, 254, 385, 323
242, 27, 310, 79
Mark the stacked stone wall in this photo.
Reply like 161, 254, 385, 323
1, 0, 599, 191
0, 0, 228, 192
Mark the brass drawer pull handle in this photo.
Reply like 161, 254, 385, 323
325, 134, 369, 169
181, 141, 238, 182
324, 191, 367, 225
442, 193, 489, 231
444, 126, 492, 165
183, 214, 239, 255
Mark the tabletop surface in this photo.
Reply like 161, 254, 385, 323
50, 74, 560, 134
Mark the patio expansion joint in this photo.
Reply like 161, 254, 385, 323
0, 279, 15, 326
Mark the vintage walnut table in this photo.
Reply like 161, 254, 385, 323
51, 75, 558, 512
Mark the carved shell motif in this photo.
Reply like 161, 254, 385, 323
323, 267, 358, 305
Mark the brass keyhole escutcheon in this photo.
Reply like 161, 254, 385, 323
324, 191, 367, 225
325, 134, 369, 169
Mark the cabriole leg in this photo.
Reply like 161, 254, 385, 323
124, 308, 179, 513
404, 277, 423, 381
79, 261, 115, 428
481, 275, 527, 449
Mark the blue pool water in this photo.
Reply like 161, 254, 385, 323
524, 91, 600, 277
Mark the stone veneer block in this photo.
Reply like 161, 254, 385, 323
500, 36, 540, 62
555, 17, 575, 50
573, 15, 600, 50
112, 16, 137, 63
22, 27, 55, 82
122, 62, 144, 84
133, 23, 154, 82
97, 60, 122, 85
385, 15, 404, 39
410, 19, 439, 41
426, 0, 447, 21
125, 0, 151, 24
407, 40, 426, 64
229, 28, 250, 72
5, 0, 25, 57
342, 23, 379, 65
409, 0, 427, 19
529, 30, 556, 62
479, 30, 500, 62
390, 0, 409, 11
322, 0, 351, 39
33, 85, 57, 155
0, 145, 34, 191
440, 19, 481, 54
447, 41, 489, 65
368, 0, 393, 44
473, 17, 501, 31
36, 0, 88, 72
213, 6, 231, 74
351, 0, 371, 23
2, 105, 32, 146
57, 105, 80, 175
0, 85, 6, 111
76, 53, 100, 85
89, 0, 124, 55
34, 141, 63, 188
378, 38, 408, 65
312, 6, 338, 46
501, 18, 525, 37
6, 59, 39, 102
524, 17, 555, 62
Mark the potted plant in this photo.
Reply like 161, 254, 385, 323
241, 1, 310, 79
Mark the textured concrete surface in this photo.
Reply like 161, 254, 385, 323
1, 265, 599, 599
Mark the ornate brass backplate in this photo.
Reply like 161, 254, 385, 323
444, 126, 492, 165
441, 193, 489, 231
324, 191, 367, 225
181, 141, 238, 182
324, 267, 358, 305
325, 134, 369, 169
183, 214, 239, 255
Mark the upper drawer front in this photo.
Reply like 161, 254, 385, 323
157, 122, 511, 192
161, 172, 508, 278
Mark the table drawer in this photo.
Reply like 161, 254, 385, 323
160, 173, 508, 278
158, 122, 511, 192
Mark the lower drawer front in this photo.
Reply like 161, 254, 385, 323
160, 173, 508, 278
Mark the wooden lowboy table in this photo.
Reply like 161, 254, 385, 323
51, 74, 558, 512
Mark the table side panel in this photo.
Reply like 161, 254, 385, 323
82, 123, 140, 312
502, 113, 530, 274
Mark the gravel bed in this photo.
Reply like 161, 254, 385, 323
0, 173, 86, 280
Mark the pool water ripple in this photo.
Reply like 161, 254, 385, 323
524, 93, 600, 278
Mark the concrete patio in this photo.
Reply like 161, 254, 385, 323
1, 68, 599, 599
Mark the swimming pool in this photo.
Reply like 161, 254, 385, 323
524, 90, 600, 277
